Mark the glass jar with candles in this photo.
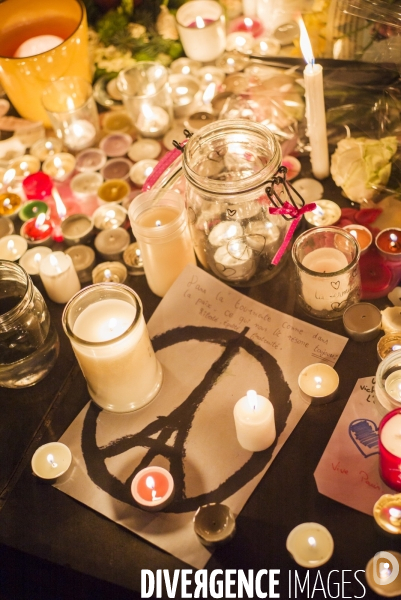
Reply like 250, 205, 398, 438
181, 119, 292, 286
0, 261, 59, 388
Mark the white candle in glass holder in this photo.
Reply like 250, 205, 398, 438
39, 251, 81, 304
300, 248, 348, 311
233, 390, 276, 452
176, 0, 226, 62
64, 120, 97, 151
135, 105, 170, 138
209, 221, 244, 247
214, 240, 255, 281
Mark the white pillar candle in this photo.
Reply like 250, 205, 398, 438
286, 522, 334, 568
300, 247, 348, 311
64, 292, 162, 412
298, 363, 339, 404
233, 389, 276, 452
39, 251, 81, 304
131, 466, 174, 511
299, 18, 329, 180
214, 241, 256, 281
31, 442, 72, 480
0, 235, 27, 261
176, 0, 226, 62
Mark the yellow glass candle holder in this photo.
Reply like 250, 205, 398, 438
0, 0, 91, 126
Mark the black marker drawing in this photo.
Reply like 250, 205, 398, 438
349, 418, 379, 458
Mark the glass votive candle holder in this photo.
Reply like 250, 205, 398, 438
303, 200, 341, 228
342, 302, 382, 342
31, 442, 72, 481
375, 350, 401, 413
70, 172, 103, 201
286, 523, 334, 568
379, 408, 401, 491
298, 363, 339, 405
117, 62, 173, 139
0, 234, 28, 261
9, 155, 41, 180
0, 261, 59, 388
20, 214, 54, 247
18, 201, 49, 223
30, 137, 63, 162
378, 334, 401, 362
19, 246, 52, 276
376, 228, 401, 262
93, 204, 128, 231
65, 245, 96, 283
0, 216, 14, 238
101, 158, 132, 181
42, 153, 76, 182
97, 179, 130, 205
62, 282, 163, 412
94, 227, 130, 261
0, 191, 23, 219
92, 261, 128, 284
60, 214, 94, 246
343, 224, 372, 255
292, 227, 361, 320
176, 0, 226, 62
193, 503, 236, 547
128, 189, 196, 297
168, 74, 200, 118
99, 133, 132, 157
42, 76, 100, 152
75, 148, 107, 173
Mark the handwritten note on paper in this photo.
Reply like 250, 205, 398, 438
55, 265, 347, 569
314, 376, 393, 516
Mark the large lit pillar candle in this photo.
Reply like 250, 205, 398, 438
129, 191, 196, 297
379, 409, 401, 491
39, 251, 80, 304
233, 389, 276, 452
62, 284, 163, 412
299, 18, 329, 180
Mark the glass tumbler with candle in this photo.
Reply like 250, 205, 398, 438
42, 77, 100, 152
117, 63, 173, 139
375, 349, 401, 414
62, 283, 163, 412
128, 190, 196, 297
182, 119, 292, 286
291, 227, 361, 320
0, 0, 91, 126
0, 261, 59, 388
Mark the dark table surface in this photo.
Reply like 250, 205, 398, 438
0, 155, 398, 600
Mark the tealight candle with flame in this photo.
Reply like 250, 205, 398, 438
0, 234, 28, 261
64, 120, 97, 152
20, 213, 54, 247
92, 261, 128, 284
298, 363, 339, 404
373, 494, 401, 535
233, 389, 276, 452
31, 442, 72, 481
304, 200, 341, 228
19, 246, 52, 276
176, 0, 226, 62
379, 409, 401, 491
131, 466, 174, 511
129, 160, 158, 188
39, 251, 81, 304
286, 522, 334, 568
93, 204, 128, 231
134, 104, 170, 139
343, 224, 372, 254
0, 192, 23, 218
376, 228, 401, 262
298, 18, 329, 180
42, 153, 76, 182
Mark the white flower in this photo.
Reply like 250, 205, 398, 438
330, 136, 397, 203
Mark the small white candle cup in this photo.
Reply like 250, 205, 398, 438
233, 389, 276, 452
117, 63, 173, 139
42, 77, 100, 152
42, 153, 76, 183
30, 137, 63, 162
92, 261, 128, 284
304, 199, 341, 228
93, 204, 128, 231
382, 307, 401, 335
226, 32, 254, 54
0, 216, 14, 239
65, 245, 96, 283
94, 227, 130, 261
378, 334, 401, 362
131, 466, 174, 511
208, 221, 244, 247
123, 242, 145, 276
292, 227, 361, 320
365, 550, 401, 596
62, 283, 163, 412
0, 235, 28, 261
19, 246, 52, 276
99, 133, 132, 158
101, 158, 132, 181
193, 503, 236, 547
9, 155, 41, 180
286, 522, 334, 568
31, 442, 72, 481
61, 214, 94, 246
292, 178, 324, 203
298, 363, 339, 405
75, 148, 107, 173
176, 0, 226, 62
129, 160, 158, 188
168, 74, 201, 118
343, 302, 382, 342
128, 139, 161, 162
170, 58, 202, 77
128, 190, 196, 297
39, 251, 81, 304
70, 172, 103, 201
343, 224, 372, 255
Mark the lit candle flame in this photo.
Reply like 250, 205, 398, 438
142, 104, 155, 121
314, 376, 322, 390
49, 253, 61, 273
155, 220, 162, 227
105, 209, 116, 222
196, 16, 205, 28
52, 187, 67, 221
54, 156, 62, 169
3, 168, 16, 187
176, 86, 188, 96
389, 507, 401, 519
108, 317, 117, 330
7, 239, 17, 254
144, 166, 154, 178
380, 562, 392, 580
203, 82, 216, 104
34, 252, 42, 264
72, 122, 84, 138
47, 453, 58, 469
308, 536, 317, 547
35, 212, 47, 229
247, 389, 258, 411
298, 17, 314, 65
244, 17, 253, 28
145, 475, 161, 501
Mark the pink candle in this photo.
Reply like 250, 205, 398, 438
229, 16, 264, 38
131, 466, 174, 511
379, 408, 401, 491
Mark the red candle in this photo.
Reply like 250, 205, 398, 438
22, 171, 53, 200
376, 228, 401, 261
20, 213, 53, 245
379, 408, 401, 491
131, 466, 174, 511
229, 16, 264, 38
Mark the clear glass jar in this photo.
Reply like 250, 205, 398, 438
375, 349, 401, 414
182, 119, 290, 286
0, 261, 59, 388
